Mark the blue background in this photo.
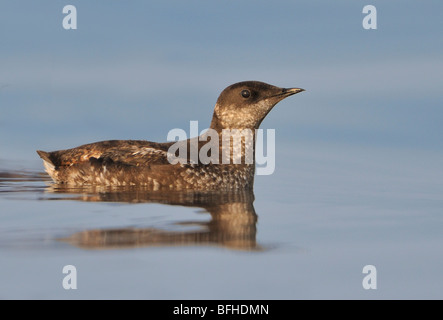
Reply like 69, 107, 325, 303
1, 0, 442, 160
0, 1, 442, 299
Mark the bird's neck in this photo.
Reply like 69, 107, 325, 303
209, 103, 262, 133
197, 127, 255, 166
205, 106, 262, 165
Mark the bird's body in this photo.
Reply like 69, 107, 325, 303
37, 81, 304, 190
37, 140, 255, 190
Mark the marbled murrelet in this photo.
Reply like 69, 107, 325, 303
37, 81, 304, 190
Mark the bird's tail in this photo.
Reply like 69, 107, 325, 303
36, 150, 57, 179
36, 150, 53, 165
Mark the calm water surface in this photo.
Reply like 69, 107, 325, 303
1, 0, 442, 301
0, 143, 441, 299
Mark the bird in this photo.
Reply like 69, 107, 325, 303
37, 81, 304, 190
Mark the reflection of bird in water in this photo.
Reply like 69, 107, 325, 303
37, 81, 304, 190
47, 186, 260, 251
0, 170, 261, 251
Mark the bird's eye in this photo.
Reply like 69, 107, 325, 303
241, 89, 251, 98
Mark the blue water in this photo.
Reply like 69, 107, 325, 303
1, 0, 442, 300
1, 143, 441, 299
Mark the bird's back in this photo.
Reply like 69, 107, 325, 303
36, 139, 255, 190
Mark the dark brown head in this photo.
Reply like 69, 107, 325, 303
210, 81, 304, 131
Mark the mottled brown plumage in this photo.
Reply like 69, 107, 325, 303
37, 81, 304, 190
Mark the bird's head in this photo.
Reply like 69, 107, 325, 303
210, 81, 304, 131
